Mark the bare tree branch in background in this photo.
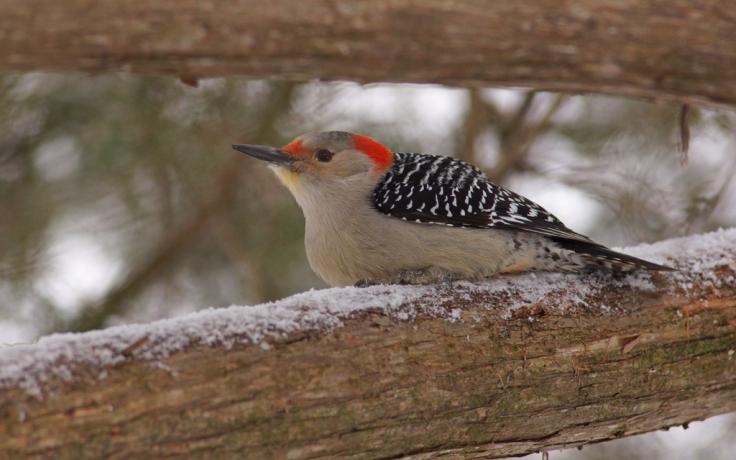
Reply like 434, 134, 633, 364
457, 88, 490, 164
61, 83, 298, 333
490, 93, 567, 182
211, 214, 265, 302
458, 90, 566, 183
63, 159, 242, 332
488, 91, 537, 181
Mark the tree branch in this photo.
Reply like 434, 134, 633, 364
2, 229, 735, 459
1, 1, 735, 107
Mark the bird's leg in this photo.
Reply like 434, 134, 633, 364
354, 278, 377, 288
354, 268, 460, 287
388, 267, 459, 285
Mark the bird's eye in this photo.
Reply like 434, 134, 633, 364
315, 149, 333, 162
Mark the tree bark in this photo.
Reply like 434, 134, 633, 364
1, 230, 735, 459
1, 1, 736, 107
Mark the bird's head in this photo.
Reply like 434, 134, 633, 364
233, 131, 394, 197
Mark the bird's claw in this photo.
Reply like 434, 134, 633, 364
354, 279, 376, 288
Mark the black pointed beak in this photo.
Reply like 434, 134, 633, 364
232, 144, 296, 166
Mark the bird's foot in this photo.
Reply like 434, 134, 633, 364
387, 267, 460, 285
354, 278, 377, 288
355, 268, 460, 287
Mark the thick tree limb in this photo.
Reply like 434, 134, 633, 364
1, 229, 735, 459
1, 1, 736, 107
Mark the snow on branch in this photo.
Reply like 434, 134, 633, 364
1, 0, 735, 107
1, 229, 736, 459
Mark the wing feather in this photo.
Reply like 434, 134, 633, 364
372, 153, 593, 244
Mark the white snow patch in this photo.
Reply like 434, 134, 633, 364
2, 228, 735, 398
621, 227, 736, 293
0, 284, 443, 397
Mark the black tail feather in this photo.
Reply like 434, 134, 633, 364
552, 238, 674, 272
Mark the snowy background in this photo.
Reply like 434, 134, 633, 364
1, 74, 735, 458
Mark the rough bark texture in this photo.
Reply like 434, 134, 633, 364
1, 1, 736, 107
1, 231, 736, 459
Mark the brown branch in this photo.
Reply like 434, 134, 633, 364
501, 91, 538, 140
489, 93, 566, 182
488, 91, 537, 181
2, 230, 735, 459
457, 88, 491, 164
1, 1, 735, 107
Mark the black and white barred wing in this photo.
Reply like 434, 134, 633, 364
371, 153, 672, 271
371, 153, 593, 243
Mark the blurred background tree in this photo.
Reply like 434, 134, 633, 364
1, 74, 735, 339
0, 73, 735, 459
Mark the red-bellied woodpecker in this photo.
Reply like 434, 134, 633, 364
233, 131, 671, 287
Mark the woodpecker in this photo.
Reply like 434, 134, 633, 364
233, 131, 671, 287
